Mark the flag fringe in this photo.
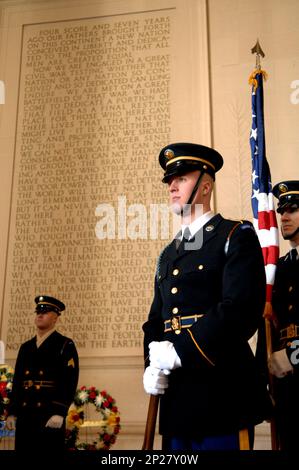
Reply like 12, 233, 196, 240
248, 69, 268, 91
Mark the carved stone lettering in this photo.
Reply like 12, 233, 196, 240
4, 12, 172, 356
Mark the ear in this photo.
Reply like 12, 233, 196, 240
202, 180, 211, 195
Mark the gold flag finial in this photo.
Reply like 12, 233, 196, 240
251, 39, 265, 69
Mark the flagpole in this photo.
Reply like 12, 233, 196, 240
142, 395, 159, 450
249, 40, 279, 450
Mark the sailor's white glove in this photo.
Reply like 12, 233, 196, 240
45, 415, 64, 428
5, 415, 16, 430
143, 365, 170, 395
149, 341, 182, 371
268, 349, 293, 378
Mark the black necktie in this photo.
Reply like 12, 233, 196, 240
290, 248, 298, 263
177, 227, 191, 253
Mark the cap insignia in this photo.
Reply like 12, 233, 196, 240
164, 149, 174, 160
279, 183, 288, 194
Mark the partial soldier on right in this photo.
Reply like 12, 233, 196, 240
267, 180, 299, 450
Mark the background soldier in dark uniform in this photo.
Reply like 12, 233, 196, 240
267, 181, 299, 450
143, 142, 271, 450
6, 295, 79, 454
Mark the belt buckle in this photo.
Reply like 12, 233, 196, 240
287, 324, 296, 338
171, 315, 181, 335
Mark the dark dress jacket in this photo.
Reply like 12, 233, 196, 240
270, 250, 299, 449
143, 214, 272, 438
272, 251, 299, 341
9, 330, 79, 451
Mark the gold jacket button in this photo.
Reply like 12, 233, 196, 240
173, 268, 179, 276
25, 370, 30, 375
37, 402, 41, 407
289, 286, 293, 292
36, 385, 41, 390
171, 287, 178, 294
198, 264, 204, 270
39, 370, 44, 376
172, 307, 179, 314
175, 330, 181, 335
22, 402, 27, 407
288, 305, 293, 311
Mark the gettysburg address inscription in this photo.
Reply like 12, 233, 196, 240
3, 11, 172, 357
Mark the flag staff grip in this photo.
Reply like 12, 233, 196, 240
142, 395, 160, 450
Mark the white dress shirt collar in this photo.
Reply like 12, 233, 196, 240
181, 211, 214, 239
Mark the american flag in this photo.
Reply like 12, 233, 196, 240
249, 69, 279, 316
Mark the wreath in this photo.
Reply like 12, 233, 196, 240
0, 365, 14, 421
65, 386, 120, 450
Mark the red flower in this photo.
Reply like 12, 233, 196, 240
0, 382, 7, 394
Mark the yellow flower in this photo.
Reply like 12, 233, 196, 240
67, 408, 83, 428
107, 413, 118, 427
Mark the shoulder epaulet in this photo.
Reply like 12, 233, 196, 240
224, 220, 254, 255
60, 337, 72, 355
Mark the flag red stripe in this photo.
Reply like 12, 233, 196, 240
262, 246, 280, 265
258, 210, 278, 229
266, 284, 273, 303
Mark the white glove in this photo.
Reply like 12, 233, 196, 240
143, 365, 170, 395
5, 415, 16, 430
45, 415, 64, 428
149, 341, 182, 371
268, 349, 293, 378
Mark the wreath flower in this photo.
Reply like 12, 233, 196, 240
65, 386, 120, 450
0, 365, 14, 421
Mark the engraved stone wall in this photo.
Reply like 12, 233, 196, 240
3, 11, 173, 357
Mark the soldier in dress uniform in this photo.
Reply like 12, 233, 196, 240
267, 180, 299, 450
142, 142, 272, 450
6, 295, 79, 454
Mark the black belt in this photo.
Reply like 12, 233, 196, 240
23, 380, 55, 389
164, 314, 203, 334
280, 324, 299, 341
